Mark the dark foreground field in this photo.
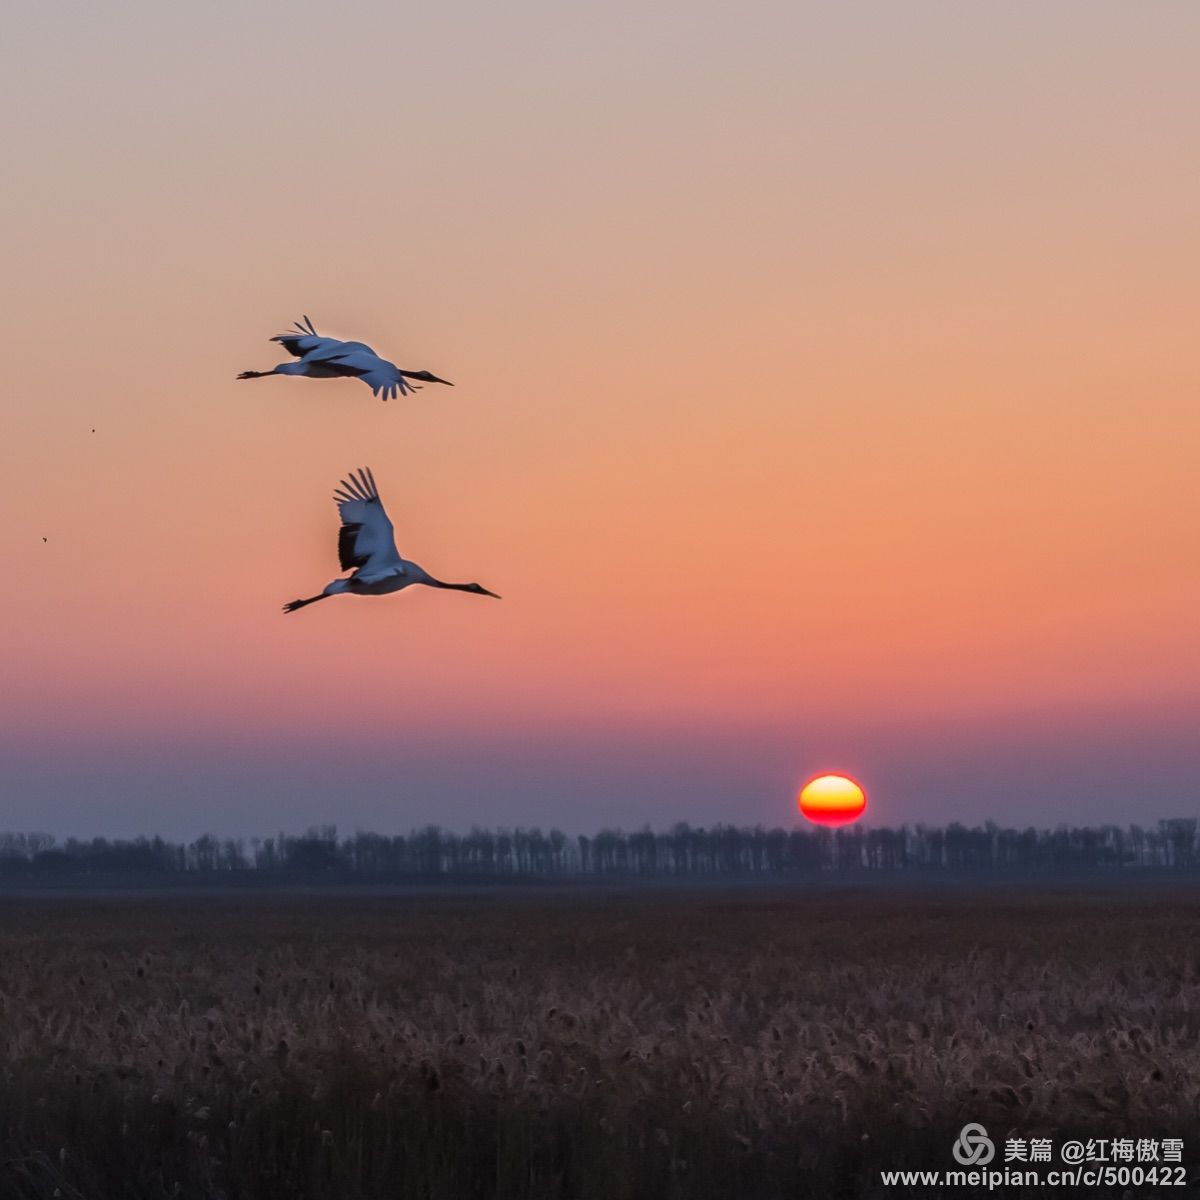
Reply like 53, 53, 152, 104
2, 883, 1199, 1199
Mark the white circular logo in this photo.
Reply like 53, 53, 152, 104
952, 1122, 995, 1166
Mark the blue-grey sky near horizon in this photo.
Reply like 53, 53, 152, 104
4, 706, 1196, 840
1, 2, 1197, 840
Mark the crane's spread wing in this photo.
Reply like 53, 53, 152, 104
354, 361, 416, 401
304, 347, 414, 400
297, 339, 379, 364
270, 315, 331, 358
268, 317, 409, 399
333, 468, 403, 578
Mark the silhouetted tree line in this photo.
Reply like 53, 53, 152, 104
0, 819, 1198, 882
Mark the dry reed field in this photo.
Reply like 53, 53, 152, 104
2, 882, 1199, 1199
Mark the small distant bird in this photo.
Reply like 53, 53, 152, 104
284, 467, 500, 613
238, 315, 453, 401
42, 537, 47, 543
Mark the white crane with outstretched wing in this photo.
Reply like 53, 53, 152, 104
284, 467, 500, 613
239, 316, 453, 401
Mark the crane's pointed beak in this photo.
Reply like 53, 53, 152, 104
430, 375, 454, 386
482, 587, 501, 599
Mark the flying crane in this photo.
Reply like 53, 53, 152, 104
284, 467, 500, 613
238, 316, 452, 401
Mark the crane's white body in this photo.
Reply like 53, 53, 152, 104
284, 468, 499, 612
240, 316, 452, 401
319, 560, 435, 598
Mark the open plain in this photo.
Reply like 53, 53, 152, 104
2, 881, 1199, 1198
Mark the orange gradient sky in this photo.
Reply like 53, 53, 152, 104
1, 4, 1198, 835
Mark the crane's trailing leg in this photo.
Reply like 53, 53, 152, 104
237, 369, 277, 380
283, 578, 349, 614
282, 593, 329, 613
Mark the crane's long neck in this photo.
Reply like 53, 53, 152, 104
423, 576, 477, 594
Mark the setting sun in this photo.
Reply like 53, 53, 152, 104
798, 774, 867, 827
